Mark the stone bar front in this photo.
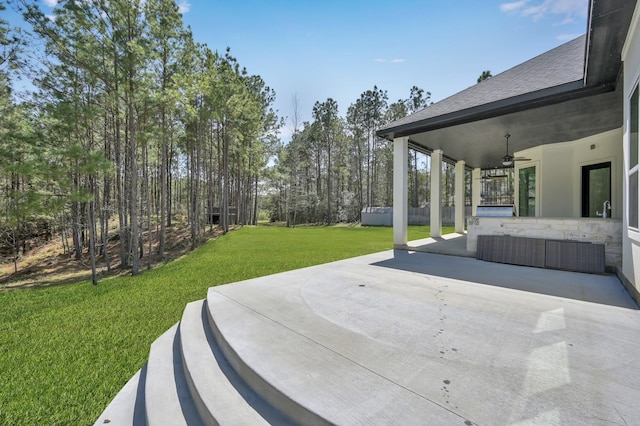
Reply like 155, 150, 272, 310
466, 217, 623, 269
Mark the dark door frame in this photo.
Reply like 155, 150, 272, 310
581, 161, 611, 217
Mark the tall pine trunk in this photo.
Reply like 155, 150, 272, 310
88, 176, 98, 285
128, 37, 139, 276
222, 130, 230, 234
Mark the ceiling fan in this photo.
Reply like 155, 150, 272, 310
501, 133, 530, 166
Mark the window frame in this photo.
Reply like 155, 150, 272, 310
518, 165, 537, 217
628, 81, 639, 232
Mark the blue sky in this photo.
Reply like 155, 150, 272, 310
32, 0, 589, 138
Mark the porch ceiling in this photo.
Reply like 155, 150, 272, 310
585, 0, 638, 86
405, 86, 622, 169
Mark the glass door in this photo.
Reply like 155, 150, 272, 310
581, 162, 611, 217
518, 166, 536, 216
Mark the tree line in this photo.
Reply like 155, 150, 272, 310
1, 0, 279, 282
0, 0, 443, 283
266, 71, 492, 226
265, 86, 441, 225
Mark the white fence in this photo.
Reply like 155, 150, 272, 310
361, 206, 472, 226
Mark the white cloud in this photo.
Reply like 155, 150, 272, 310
500, 0, 587, 23
177, 1, 190, 13
374, 58, 405, 64
43, 0, 58, 7
557, 16, 575, 25
522, 4, 547, 20
549, 0, 587, 16
46, 14, 56, 22
500, 0, 529, 12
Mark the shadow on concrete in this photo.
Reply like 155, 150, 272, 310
133, 363, 148, 426
371, 250, 638, 310
199, 303, 295, 425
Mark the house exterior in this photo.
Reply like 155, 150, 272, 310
377, 0, 640, 303
623, 0, 640, 301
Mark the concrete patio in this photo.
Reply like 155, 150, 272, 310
97, 248, 640, 425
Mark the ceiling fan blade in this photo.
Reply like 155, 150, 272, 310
500, 134, 531, 165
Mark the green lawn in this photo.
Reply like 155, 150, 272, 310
0, 225, 453, 425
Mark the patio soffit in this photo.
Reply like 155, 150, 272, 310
585, 0, 638, 86
403, 86, 622, 170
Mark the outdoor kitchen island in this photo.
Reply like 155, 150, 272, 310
466, 216, 622, 273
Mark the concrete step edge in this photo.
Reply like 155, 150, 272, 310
94, 365, 147, 426
145, 323, 203, 426
179, 300, 289, 425
205, 290, 331, 426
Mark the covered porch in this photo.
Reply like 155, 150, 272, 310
386, 80, 624, 262
377, 6, 634, 273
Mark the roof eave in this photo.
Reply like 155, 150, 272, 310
377, 80, 614, 140
584, 0, 637, 86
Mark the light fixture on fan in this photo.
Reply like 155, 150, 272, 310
502, 133, 514, 166
501, 133, 530, 166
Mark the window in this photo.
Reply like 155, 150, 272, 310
630, 85, 639, 228
631, 171, 638, 228
518, 166, 536, 217
631, 85, 638, 168
582, 162, 611, 218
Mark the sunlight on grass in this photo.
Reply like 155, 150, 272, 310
0, 225, 452, 424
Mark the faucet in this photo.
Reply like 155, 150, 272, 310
597, 200, 611, 218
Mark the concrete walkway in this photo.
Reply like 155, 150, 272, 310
212, 249, 640, 425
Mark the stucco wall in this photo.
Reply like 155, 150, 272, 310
514, 129, 623, 219
466, 216, 622, 268
622, 2, 640, 297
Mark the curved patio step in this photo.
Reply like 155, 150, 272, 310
205, 291, 329, 425
179, 300, 292, 425
93, 365, 147, 426
206, 287, 465, 425
144, 323, 203, 426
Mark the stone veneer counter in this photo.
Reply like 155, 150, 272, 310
466, 217, 622, 268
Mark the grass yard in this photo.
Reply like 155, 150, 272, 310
0, 225, 453, 425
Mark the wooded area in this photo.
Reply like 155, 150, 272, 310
264, 86, 436, 226
0, 0, 443, 282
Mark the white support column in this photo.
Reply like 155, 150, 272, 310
472, 167, 482, 216
430, 149, 443, 238
455, 160, 466, 233
393, 137, 408, 246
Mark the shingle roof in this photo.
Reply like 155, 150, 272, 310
378, 35, 586, 136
